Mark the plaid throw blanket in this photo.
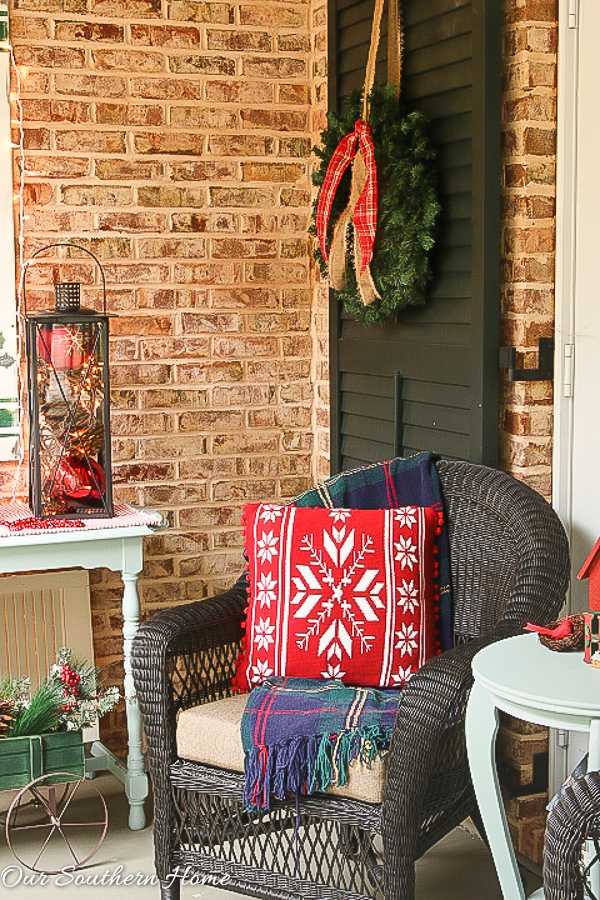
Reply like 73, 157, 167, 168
294, 451, 453, 651
242, 677, 400, 811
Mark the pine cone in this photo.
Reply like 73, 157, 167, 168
0, 697, 15, 736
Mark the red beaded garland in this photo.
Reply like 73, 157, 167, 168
3, 517, 85, 531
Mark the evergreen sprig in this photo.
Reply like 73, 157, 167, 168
8, 682, 62, 737
311, 83, 441, 327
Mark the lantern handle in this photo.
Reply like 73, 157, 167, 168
21, 242, 107, 317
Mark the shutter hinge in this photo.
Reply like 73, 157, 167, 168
563, 343, 575, 398
557, 729, 569, 749
569, 0, 579, 28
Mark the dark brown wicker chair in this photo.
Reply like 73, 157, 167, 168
131, 459, 570, 900
544, 771, 600, 900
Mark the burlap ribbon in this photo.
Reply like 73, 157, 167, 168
317, 0, 404, 306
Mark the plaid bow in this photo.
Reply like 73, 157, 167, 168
316, 120, 378, 273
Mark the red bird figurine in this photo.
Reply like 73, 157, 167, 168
524, 619, 573, 639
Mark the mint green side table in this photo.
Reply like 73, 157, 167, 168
466, 632, 600, 900
0, 508, 163, 830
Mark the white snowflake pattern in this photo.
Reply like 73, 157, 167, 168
254, 617, 275, 651
321, 662, 346, 680
256, 571, 277, 608
328, 509, 352, 525
394, 508, 417, 530
257, 530, 279, 563
397, 578, 419, 613
394, 535, 418, 570
250, 659, 274, 684
391, 665, 415, 687
394, 622, 419, 657
259, 504, 283, 523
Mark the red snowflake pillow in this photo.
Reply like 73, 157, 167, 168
234, 504, 442, 692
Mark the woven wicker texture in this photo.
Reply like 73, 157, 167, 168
131, 459, 570, 900
544, 772, 600, 900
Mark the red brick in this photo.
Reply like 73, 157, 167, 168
92, 48, 165, 73
140, 337, 211, 360
212, 238, 277, 259
98, 212, 168, 232
205, 79, 274, 104
208, 29, 272, 51
278, 35, 311, 53
173, 262, 241, 284
171, 212, 236, 233
136, 287, 207, 309
169, 1, 234, 24
61, 184, 133, 206
169, 160, 237, 181
242, 57, 307, 79
210, 287, 279, 309
134, 132, 205, 155
176, 361, 243, 384
91, 0, 162, 16
207, 134, 275, 156
141, 388, 207, 409
95, 159, 165, 180
279, 84, 310, 105
180, 312, 243, 332
54, 21, 125, 41
242, 162, 305, 182
23, 127, 50, 150
245, 261, 308, 284
240, 109, 308, 131
130, 23, 202, 48
130, 76, 204, 100
54, 73, 127, 97
137, 237, 207, 258
210, 186, 274, 207
168, 55, 235, 76
169, 106, 237, 129
240, 5, 307, 27
16, 45, 86, 69
213, 335, 279, 357
96, 103, 165, 126
178, 409, 244, 432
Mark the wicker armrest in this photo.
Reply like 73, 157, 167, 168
382, 620, 523, 899
131, 573, 247, 762
544, 771, 600, 900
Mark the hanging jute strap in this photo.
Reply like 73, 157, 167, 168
318, 0, 404, 305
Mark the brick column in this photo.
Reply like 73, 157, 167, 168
499, 0, 558, 499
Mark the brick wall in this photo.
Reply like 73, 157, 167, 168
499, 0, 557, 499
498, 0, 558, 868
4, 0, 328, 753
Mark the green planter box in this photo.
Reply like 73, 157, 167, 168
0, 731, 85, 792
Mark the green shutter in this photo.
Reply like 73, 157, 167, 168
328, 0, 501, 470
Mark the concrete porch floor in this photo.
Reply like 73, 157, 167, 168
0, 773, 542, 899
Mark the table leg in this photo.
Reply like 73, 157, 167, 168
122, 569, 148, 831
466, 682, 526, 900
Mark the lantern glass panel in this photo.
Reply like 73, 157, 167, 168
29, 315, 112, 518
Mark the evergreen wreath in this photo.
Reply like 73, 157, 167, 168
311, 83, 440, 327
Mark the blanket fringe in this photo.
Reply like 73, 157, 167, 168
243, 725, 393, 811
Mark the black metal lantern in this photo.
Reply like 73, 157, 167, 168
23, 243, 113, 519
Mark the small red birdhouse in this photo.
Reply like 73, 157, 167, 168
578, 537, 600, 611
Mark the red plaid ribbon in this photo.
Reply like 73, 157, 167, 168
316, 120, 378, 273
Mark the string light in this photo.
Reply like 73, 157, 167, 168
9, 42, 27, 502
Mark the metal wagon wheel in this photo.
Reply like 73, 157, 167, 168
5, 772, 108, 874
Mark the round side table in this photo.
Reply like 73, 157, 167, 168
466, 632, 600, 900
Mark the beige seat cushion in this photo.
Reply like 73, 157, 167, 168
176, 692, 387, 805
